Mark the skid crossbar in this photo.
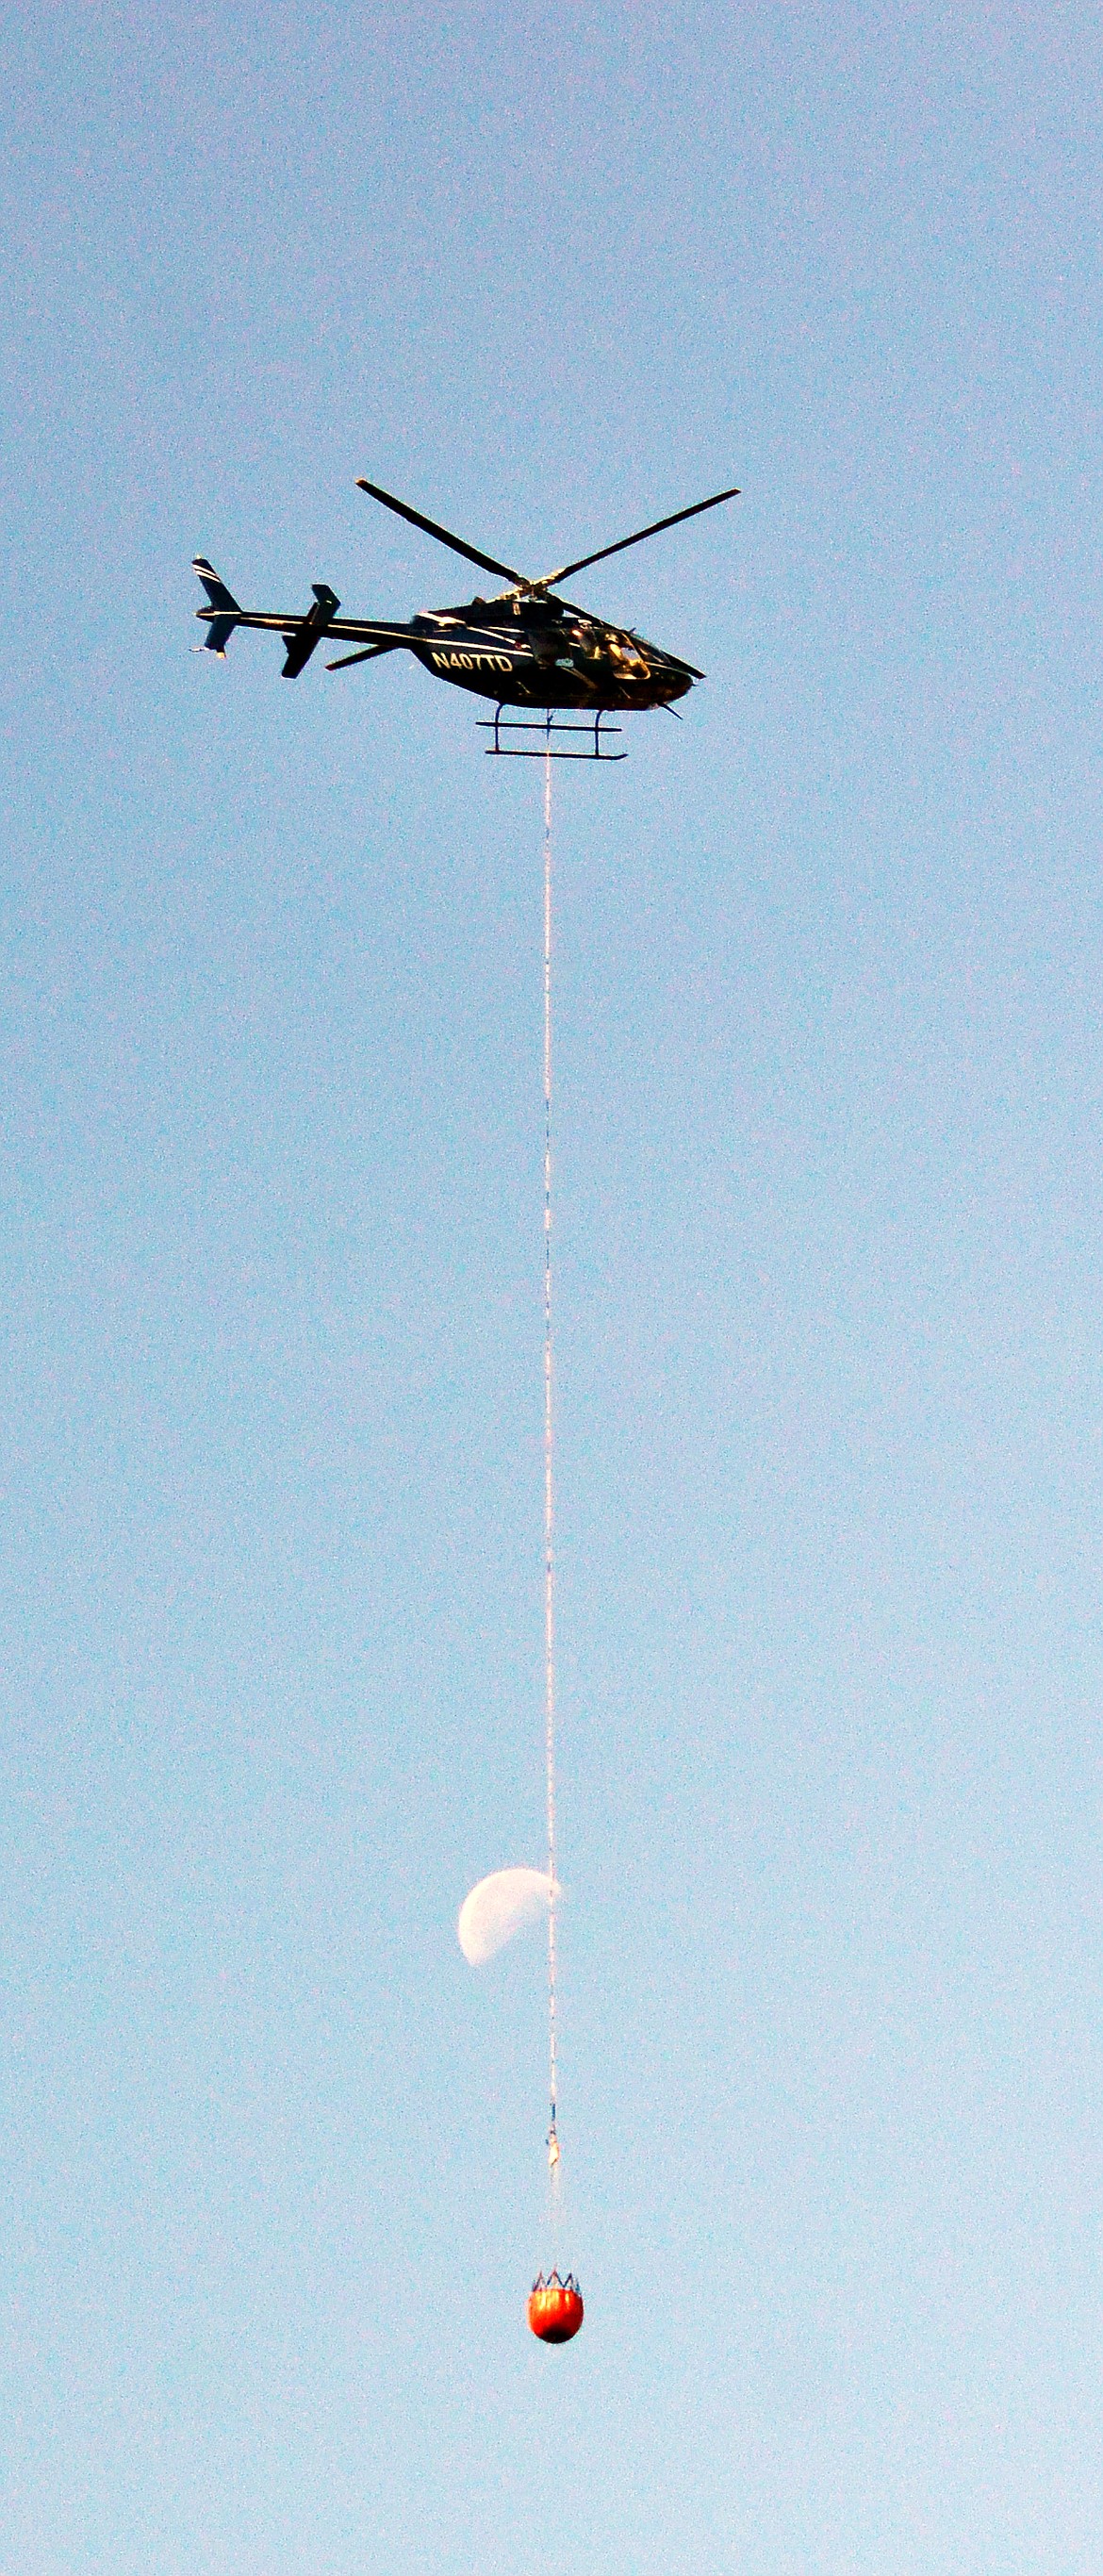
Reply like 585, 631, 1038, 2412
478, 707, 627, 761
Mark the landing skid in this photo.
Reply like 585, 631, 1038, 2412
478, 707, 627, 761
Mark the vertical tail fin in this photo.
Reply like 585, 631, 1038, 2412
193, 557, 240, 654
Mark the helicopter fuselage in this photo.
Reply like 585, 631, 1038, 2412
194, 586, 699, 711
404, 594, 697, 711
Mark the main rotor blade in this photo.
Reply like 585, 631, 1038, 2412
538, 485, 740, 589
356, 480, 527, 587
326, 642, 400, 670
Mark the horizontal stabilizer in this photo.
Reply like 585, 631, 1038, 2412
193, 556, 240, 654
282, 583, 339, 679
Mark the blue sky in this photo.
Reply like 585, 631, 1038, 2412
2, 5, 1103, 2569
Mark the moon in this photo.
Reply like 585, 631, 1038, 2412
457, 1866, 561, 1966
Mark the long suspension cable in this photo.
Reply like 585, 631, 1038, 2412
543, 744, 560, 2190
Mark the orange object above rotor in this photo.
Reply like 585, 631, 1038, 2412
527, 2271, 584, 2344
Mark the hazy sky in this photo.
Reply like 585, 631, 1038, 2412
3, 6, 1103, 2570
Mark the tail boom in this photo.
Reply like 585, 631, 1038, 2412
192, 558, 413, 674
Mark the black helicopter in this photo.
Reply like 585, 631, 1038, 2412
193, 477, 739, 759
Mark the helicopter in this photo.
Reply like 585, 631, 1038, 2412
192, 477, 739, 759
